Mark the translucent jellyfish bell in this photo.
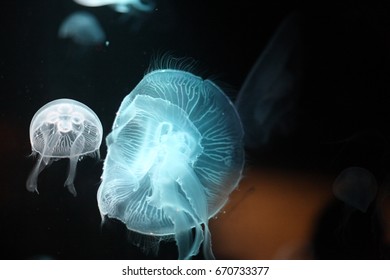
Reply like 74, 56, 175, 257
97, 68, 245, 259
333, 166, 378, 213
73, 0, 155, 14
235, 11, 303, 149
26, 99, 103, 196
312, 166, 382, 259
58, 11, 106, 46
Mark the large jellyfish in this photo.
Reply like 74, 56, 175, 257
97, 67, 245, 259
235, 11, 303, 149
26, 99, 103, 196
58, 11, 106, 46
73, 0, 155, 14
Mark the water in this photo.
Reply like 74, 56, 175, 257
1, 0, 390, 259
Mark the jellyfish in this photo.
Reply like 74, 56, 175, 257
333, 166, 378, 213
235, 11, 303, 149
58, 11, 106, 46
73, 0, 155, 14
26, 99, 103, 196
97, 67, 245, 259
332, 166, 379, 240
311, 166, 383, 259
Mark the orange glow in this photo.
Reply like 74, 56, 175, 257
210, 166, 333, 259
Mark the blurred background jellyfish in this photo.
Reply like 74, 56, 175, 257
58, 11, 106, 46
312, 166, 385, 259
235, 11, 303, 150
97, 63, 245, 259
333, 166, 378, 213
26, 99, 103, 196
73, 0, 155, 14
331, 166, 379, 239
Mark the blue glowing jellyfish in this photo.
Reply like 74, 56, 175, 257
333, 166, 378, 213
235, 12, 303, 149
97, 67, 245, 259
73, 0, 155, 14
58, 11, 106, 46
27, 99, 103, 196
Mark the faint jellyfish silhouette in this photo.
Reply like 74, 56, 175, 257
97, 63, 245, 259
332, 166, 378, 238
333, 166, 378, 213
26, 99, 103, 196
73, 0, 155, 14
58, 11, 106, 46
311, 166, 383, 259
235, 11, 303, 149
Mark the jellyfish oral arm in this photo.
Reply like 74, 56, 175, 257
173, 162, 215, 260
149, 152, 215, 260
64, 155, 79, 197
64, 135, 86, 196
26, 130, 61, 194
26, 156, 50, 194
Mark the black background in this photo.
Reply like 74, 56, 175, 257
1, 0, 390, 259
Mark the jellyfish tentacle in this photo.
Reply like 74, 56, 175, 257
64, 135, 85, 196
26, 130, 61, 193
174, 162, 215, 260
165, 207, 194, 260
149, 160, 203, 259
165, 204, 207, 259
158, 185, 203, 260
174, 213, 204, 260
156, 151, 215, 259
26, 155, 46, 194
202, 224, 214, 260
65, 156, 79, 196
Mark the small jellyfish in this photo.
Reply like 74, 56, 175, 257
312, 167, 382, 259
235, 11, 303, 149
97, 67, 245, 259
26, 99, 103, 196
333, 166, 378, 213
73, 0, 155, 14
58, 11, 106, 46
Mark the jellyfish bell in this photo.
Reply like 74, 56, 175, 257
73, 0, 155, 14
26, 98, 103, 196
333, 166, 378, 213
235, 11, 303, 150
332, 166, 379, 235
58, 11, 106, 47
97, 64, 245, 259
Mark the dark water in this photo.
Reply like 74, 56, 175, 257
1, 0, 390, 259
